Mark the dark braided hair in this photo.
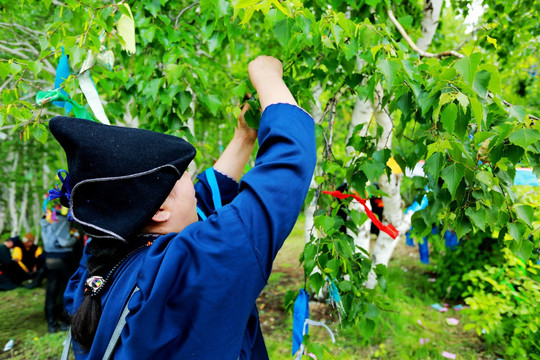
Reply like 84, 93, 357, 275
70, 238, 133, 351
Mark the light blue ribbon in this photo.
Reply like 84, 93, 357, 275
53, 47, 72, 114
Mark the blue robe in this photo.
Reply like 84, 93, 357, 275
64, 103, 316, 359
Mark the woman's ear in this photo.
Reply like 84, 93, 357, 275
151, 209, 171, 223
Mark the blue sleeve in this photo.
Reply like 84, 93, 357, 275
231, 103, 316, 278
195, 167, 239, 219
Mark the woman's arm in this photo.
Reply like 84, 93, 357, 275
213, 56, 296, 180
247, 55, 297, 111
213, 101, 257, 181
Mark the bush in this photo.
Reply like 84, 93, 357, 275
429, 230, 502, 300
463, 248, 540, 359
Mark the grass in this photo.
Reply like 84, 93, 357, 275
0, 216, 499, 359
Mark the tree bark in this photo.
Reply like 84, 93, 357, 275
8, 151, 19, 237
304, 83, 323, 243
17, 182, 29, 235
186, 87, 198, 175
416, 0, 444, 52
365, 0, 445, 288
345, 58, 373, 253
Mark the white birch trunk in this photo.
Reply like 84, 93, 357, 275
345, 58, 373, 254
17, 182, 29, 235
32, 192, 41, 243
304, 83, 323, 243
345, 97, 373, 253
365, 87, 411, 288
416, 0, 444, 52
0, 182, 6, 234
365, 0, 443, 288
121, 97, 139, 128
8, 151, 19, 237
186, 87, 198, 176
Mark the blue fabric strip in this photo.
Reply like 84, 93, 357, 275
196, 207, 207, 221
205, 168, 222, 210
53, 47, 72, 114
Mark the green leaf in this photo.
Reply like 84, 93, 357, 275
426, 139, 451, 159
441, 103, 457, 134
485, 35, 498, 49
479, 64, 501, 95
115, 3, 131, 18
510, 238, 533, 261
326, 258, 339, 275
9, 61, 22, 75
31, 124, 48, 144
515, 205, 533, 226
509, 128, 540, 150
273, 18, 293, 47
377, 59, 400, 91
321, 36, 335, 49
315, 215, 335, 235
441, 163, 465, 199
145, 78, 160, 101
338, 280, 352, 292
365, 304, 379, 319
456, 92, 469, 111
454, 214, 471, 239
424, 152, 444, 180
472, 70, 490, 98
465, 207, 487, 231
473, 131, 494, 145
201, 93, 221, 116
469, 96, 484, 126
508, 221, 527, 242
509, 106, 526, 122
178, 91, 192, 114
144, 0, 161, 17
331, 24, 343, 44
454, 52, 482, 85
243, 99, 260, 129
476, 170, 494, 186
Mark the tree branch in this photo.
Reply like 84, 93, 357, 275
0, 22, 41, 39
175, 2, 199, 29
454, 25, 485, 52
386, 8, 464, 59
390, 10, 539, 123
0, 44, 30, 59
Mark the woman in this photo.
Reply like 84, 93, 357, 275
54, 56, 316, 359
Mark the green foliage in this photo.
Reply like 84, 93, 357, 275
430, 231, 502, 300
1, 0, 537, 249
463, 248, 540, 359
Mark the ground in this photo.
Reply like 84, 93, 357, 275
0, 218, 500, 359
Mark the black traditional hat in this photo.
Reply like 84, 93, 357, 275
48, 117, 196, 241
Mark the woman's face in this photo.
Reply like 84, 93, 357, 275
165, 172, 198, 233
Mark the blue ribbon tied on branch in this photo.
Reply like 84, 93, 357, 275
53, 47, 73, 114
292, 289, 335, 359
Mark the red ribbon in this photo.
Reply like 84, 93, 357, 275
322, 190, 399, 239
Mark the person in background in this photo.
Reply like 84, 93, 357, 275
12, 233, 43, 275
4, 234, 43, 285
0, 237, 19, 290
40, 208, 78, 333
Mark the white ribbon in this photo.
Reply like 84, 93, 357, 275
294, 319, 336, 360
78, 51, 110, 124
